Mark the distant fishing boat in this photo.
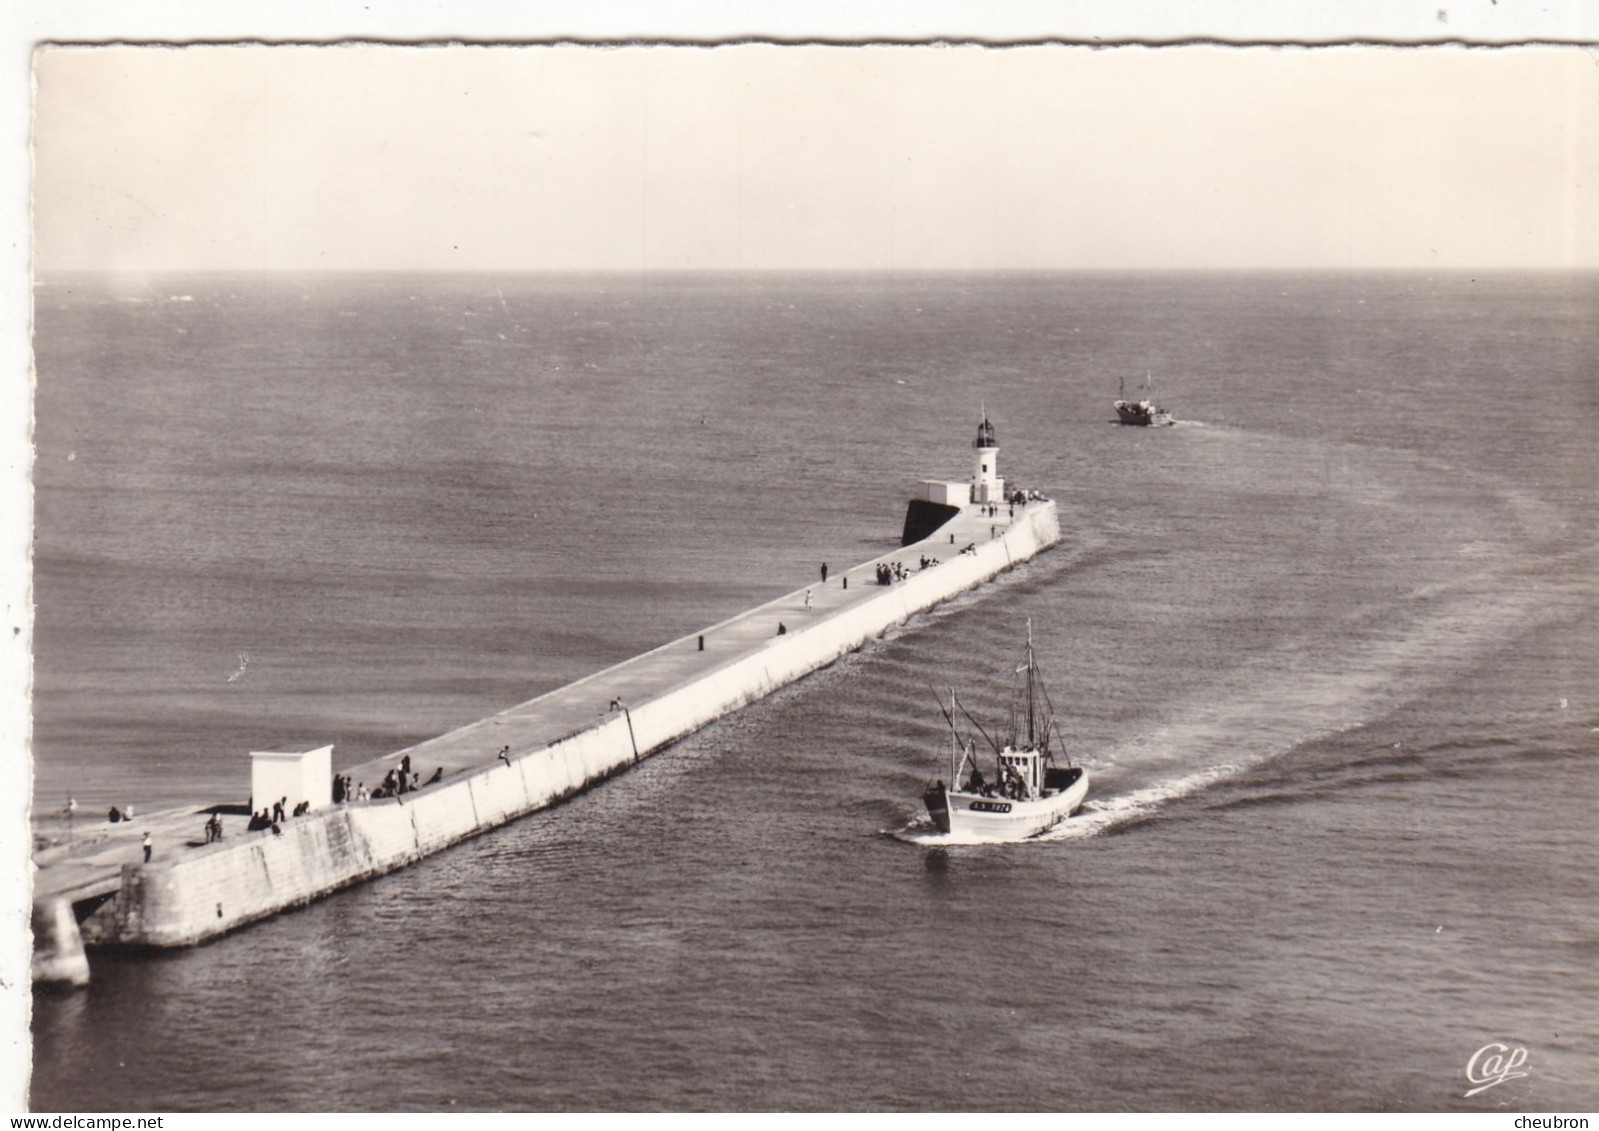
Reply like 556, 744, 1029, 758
1114, 372, 1175, 427
921, 622, 1088, 840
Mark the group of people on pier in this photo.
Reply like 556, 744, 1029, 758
332, 774, 369, 804
245, 802, 284, 834
229, 755, 453, 841
244, 794, 309, 833
875, 551, 950, 587
136, 750, 464, 859
371, 754, 445, 799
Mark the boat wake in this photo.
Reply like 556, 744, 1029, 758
1033, 763, 1241, 840
890, 763, 1241, 846
890, 539, 1597, 849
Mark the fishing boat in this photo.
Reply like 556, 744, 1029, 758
921, 623, 1088, 840
1114, 373, 1175, 427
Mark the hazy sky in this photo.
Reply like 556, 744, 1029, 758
30, 44, 1599, 271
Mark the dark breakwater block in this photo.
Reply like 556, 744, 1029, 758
902, 499, 961, 546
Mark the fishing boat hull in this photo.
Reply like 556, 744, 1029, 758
1114, 400, 1174, 427
923, 767, 1088, 840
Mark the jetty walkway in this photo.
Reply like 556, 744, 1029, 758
31, 488, 1058, 985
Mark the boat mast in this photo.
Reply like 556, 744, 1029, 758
949, 688, 960, 783
1025, 618, 1036, 748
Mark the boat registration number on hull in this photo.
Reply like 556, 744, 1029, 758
967, 800, 1012, 814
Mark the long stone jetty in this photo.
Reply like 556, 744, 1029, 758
32, 423, 1059, 986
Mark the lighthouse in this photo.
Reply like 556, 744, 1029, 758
903, 411, 1010, 543
971, 412, 1004, 505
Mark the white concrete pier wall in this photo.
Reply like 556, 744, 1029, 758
83, 502, 1059, 948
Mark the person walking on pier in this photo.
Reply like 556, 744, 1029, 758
804, 588, 812, 611
821, 562, 828, 584
142, 832, 152, 863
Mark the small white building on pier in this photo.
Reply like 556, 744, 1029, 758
250, 744, 333, 815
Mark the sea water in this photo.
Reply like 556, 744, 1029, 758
27, 270, 1599, 1110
